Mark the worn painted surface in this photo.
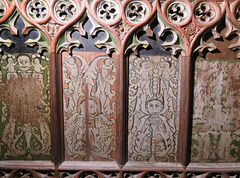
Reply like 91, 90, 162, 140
128, 55, 179, 162
191, 58, 240, 163
0, 53, 51, 160
63, 52, 117, 161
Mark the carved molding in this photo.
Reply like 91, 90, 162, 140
0, 169, 240, 178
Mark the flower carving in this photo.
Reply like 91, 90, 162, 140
113, 21, 131, 42
125, 1, 148, 23
96, 0, 119, 22
195, 2, 216, 24
54, 0, 77, 22
26, 0, 48, 20
167, 2, 189, 24
42, 19, 60, 39
183, 22, 201, 43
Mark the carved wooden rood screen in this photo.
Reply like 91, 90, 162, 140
0, 0, 240, 177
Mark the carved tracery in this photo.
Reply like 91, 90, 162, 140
125, 1, 149, 24
54, 0, 77, 22
0, 0, 239, 176
26, 0, 48, 20
96, 0, 119, 23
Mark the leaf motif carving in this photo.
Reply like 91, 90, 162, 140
89, 16, 118, 54
158, 15, 184, 56
194, 38, 217, 57
125, 34, 149, 55
57, 30, 81, 54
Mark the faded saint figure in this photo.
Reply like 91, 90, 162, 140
94, 58, 116, 115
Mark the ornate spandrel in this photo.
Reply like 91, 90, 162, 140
60, 16, 118, 161
127, 17, 181, 162
0, 13, 51, 160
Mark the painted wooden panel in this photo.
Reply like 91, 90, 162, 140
0, 53, 51, 160
62, 52, 117, 161
128, 55, 180, 162
191, 59, 240, 163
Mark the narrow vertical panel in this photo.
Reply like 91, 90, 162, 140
191, 59, 240, 163
116, 54, 127, 166
128, 55, 180, 162
0, 14, 51, 160
63, 51, 118, 161
50, 53, 64, 164
0, 53, 51, 160
177, 56, 193, 166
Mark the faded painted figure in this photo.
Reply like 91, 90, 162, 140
82, 99, 115, 160
0, 54, 51, 160
191, 59, 240, 163
63, 54, 116, 161
94, 58, 116, 115
128, 56, 179, 162
63, 55, 84, 114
